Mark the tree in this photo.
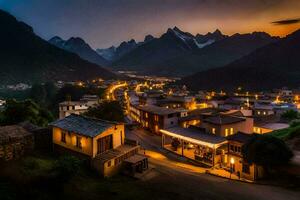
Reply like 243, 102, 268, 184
0, 99, 54, 127
281, 110, 299, 121
242, 134, 293, 170
84, 101, 125, 122
29, 83, 47, 105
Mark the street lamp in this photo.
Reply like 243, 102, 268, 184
230, 157, 235, 179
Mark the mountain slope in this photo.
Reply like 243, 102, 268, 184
180, 29, 300, 91
156, 32, 278, 76
0, 10, 116, 85
49, 36, 108, 66
112, 27, 204, 71
111, 28, 276, 77
96, 35, 155, 62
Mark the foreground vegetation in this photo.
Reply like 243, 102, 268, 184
0, 154, 153, 200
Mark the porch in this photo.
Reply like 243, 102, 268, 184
160, 127, 227, 167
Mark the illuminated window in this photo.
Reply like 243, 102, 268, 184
145, 122, 148, 127
212, 128, 216, 134
145, 112, 148, 118
230, 128, 234, 135
61, 131, 66, 143
257, 128, 261, 134
76, 136, 82, 149
257, 111, 261, 115
225, 129, 229, 136
263, 111, 266, 115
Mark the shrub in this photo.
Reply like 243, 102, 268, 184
54, 155, 81, 181
242, 134, 293, 170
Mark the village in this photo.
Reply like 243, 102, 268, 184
1, 76, 300, 200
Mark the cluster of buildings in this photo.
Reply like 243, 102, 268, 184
127, 87, 300, 181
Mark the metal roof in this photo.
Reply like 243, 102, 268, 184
49, 114, 119, 137
160, 127, 227, 148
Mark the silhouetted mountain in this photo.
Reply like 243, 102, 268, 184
49, 36, 108, 66
96, 39, 141, 62
0, 9, 116, 85
112, 26, 202, 70
96, 46, 116, 61
144, 34, 155, 43
155, 31, 278, 76
112, 27, 277, 76
195, 29, 227, 47
180, 29, 300, 91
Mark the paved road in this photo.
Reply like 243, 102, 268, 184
126, 128, 300, 200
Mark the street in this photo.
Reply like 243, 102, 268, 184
126, 128, 300, 200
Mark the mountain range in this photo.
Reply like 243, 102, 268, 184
49, 36, 108, 66
180, 29, 300, 91
96, 35, 155, 62
110, 27, 277, 76
0, 9, 116, 85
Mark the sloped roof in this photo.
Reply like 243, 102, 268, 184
49, 114, 119, 137
137, 105, 185, 115
0, 125, 32, 144
204, 115, 245, 125
226, 132, 254, 143
161, 127, 226, 147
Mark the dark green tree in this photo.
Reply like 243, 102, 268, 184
242, 134, 293, 170
29, 83, 47, 105
0, 99, 54, 127
84, 101, 125, 122
281, 110, 299, 121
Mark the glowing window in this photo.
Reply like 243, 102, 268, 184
225, 129, 229, 136
212, 128, 216, 134
230, 128, 234, 135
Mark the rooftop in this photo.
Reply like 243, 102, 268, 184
137, 105, 186, 115
160, 127, 227, 148
259, 123, 289, 130
0, 125, 32, 145
94, 144, 139, 163
204, 115, 245, 125
226, 132, 254, 143
49, 114, 119, 137
59, 101, 87, 106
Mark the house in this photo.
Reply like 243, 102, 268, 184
59, 101, 89, 119
226, 132, 264, 181
130, 104, 187, 134
253, 103, 274, 117
0, 125, 34, 161
156, 96, 196, 110
50, 114, 140, 177
160, 127, 227, 167
253, 123, 289, 134
201, 115, 253, 137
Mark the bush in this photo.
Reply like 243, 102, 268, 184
289, 119, 300, 127
242, 134, 293, 170
281, 110, 299, 121
54, 155, 81, 181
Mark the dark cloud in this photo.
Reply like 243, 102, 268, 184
272, 18, 300, 25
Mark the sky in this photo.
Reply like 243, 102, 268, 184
1, 0, 300, 49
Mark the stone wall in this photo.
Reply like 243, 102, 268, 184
0, 134, 34, 161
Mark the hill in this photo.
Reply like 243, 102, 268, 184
180, 29, 300, 91
0, 10, 116, 85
